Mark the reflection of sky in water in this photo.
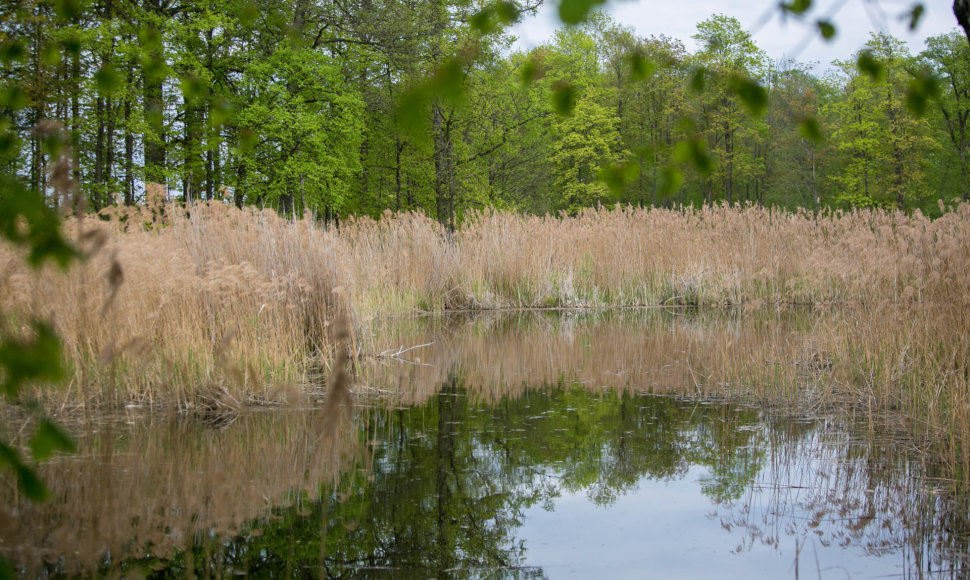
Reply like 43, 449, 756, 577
520, 465, 907, 579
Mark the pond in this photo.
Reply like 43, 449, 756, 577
3, 310, 970, 578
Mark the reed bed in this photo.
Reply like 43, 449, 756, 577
1, 195, 970, 462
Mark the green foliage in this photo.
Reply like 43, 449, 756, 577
908, 4, 925, 30
551, 95, 626, 212
235, 45, 364, 213
905, 69, 940, 116
922, 30, 970, 200
857, 50, 886, 81
799, 118, 823, 143
0, 2, 81, 529
827, 34, 939, 208
4, 0, 961, 222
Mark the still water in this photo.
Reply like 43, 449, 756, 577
3, 311, 970, 578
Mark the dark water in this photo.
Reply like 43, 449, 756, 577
4, 311, 970, 578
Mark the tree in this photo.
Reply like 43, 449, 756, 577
551, 94, 625, 213
762, 59, 832, 208
923, 30, 970, 200
826, 34, 938, 209
234, 45, 364, 215
691, 15, 769, 206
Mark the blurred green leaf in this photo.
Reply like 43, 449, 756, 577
0, 322, 64, 397
857, 50, 885, 81
54, 0, 83, 21
41, 42, 62, 67
798, 118, 823, 143
0, 177, 78, 268
908, 4, 924, 30
237, 127, 258, 154
469, 2, 519, 33
599, 162, 638, 195
657, 165, 684, 196
817, 20, 836, 40
0, 41, 26, 63
30, 420, 75, 461
689, 67, 706, 93
729, 75, 768, 116
0, 556, 15, 579
470, 8, 498, 33
495, 1, 520, 23
0, 85, 29, 111
396, 87, 428, 135
673, 139, 713, 176
430, 59, 465, 105
142, 55, 168, 83
629, 53, 656, 81
905, 70, 940, 116
61, 32, 82, 57
781, 0, 812, 15
0, 130, 20, 156
558, 0, 605, 25
180, 73, 208, 103
139, 25, 162, 51
208, 97, 232, 129
552, 82, 576, 116
0, 443, 50, 502
17, 463, 49, 501
94, 64, 122, 96
519, 57, 540, 86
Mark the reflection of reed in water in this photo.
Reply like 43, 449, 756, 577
0, 409, 363, 576
710, 416, 970, 575
356, 309, 825, 408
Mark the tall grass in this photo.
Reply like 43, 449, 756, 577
2, 195, 970, 450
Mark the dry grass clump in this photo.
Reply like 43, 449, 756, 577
1, 193, 351, 409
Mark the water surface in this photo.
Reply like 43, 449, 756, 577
3, 311, 969, 578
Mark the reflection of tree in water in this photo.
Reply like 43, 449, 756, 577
124, 370, 771, 577
101, 370, 970, 577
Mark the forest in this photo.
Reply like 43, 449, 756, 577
2, 0, 969, 228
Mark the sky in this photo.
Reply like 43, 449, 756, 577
509, 0, 960, 71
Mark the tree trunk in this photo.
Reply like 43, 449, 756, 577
433, 103, 455, 229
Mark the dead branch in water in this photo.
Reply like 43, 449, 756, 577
376, 342, 433, 366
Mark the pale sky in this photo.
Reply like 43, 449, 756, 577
510, 0, 960, 71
